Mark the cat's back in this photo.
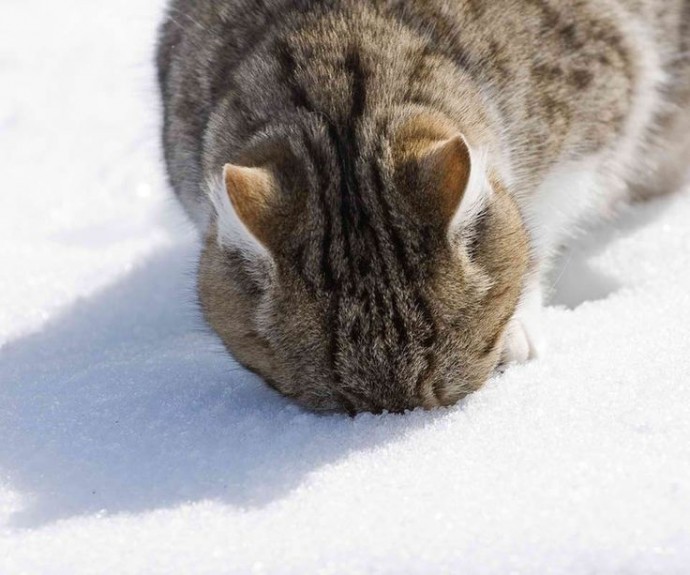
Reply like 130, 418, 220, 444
157, 0, 689, 225
158, 0, 321, 96
158, 0, 688, 126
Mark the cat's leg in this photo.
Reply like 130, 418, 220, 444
501, 160, 604, 365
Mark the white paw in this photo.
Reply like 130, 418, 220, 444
501, 319, 530, 365
501, 314, 545, 366
500, 279, 547, 366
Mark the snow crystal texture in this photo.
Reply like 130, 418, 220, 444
1, 2, 689, 574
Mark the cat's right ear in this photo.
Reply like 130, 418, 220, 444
394, 117, 490, 234
418, 134, 490, 232
207, 164, 278, 256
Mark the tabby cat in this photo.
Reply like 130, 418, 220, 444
157, 0, 690, 413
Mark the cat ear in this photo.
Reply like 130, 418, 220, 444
208, 164, 278, 254
418, 134, 489, 231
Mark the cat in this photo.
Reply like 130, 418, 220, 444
157, 0, 690, 414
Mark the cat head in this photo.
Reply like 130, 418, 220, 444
198, 113, 529, 413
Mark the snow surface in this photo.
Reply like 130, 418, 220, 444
1, 2, 690, 573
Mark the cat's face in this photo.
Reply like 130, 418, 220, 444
198, 117, 530, 413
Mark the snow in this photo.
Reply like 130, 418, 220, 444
1, 1, 689, 573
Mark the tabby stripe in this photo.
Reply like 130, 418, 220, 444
276, 41, 316, 113
301, 129, 335, 292
207, 0, 328, 109
385, 2, 475, 73
370, 144, 437, 342
680, 1, 690, 56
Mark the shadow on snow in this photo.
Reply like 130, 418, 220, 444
0, 194, 672, 528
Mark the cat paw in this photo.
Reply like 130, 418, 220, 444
500, 315, 545, 366
500, 281, 547, 367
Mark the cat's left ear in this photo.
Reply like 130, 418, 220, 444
207, 164, 279, 256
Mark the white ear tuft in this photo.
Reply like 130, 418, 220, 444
449, 140, 491, 231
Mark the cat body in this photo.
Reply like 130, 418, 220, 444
158, 0, 690, 412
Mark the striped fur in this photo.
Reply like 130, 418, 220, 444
158, 0, 690, 412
